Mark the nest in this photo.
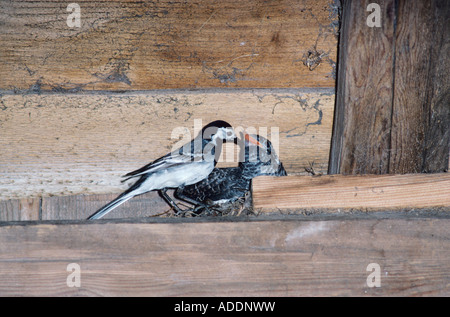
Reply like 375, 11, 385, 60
154, 190, 256, 218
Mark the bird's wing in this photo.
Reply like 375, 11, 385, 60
122, 147, 202, 180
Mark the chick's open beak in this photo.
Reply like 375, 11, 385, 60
245, 134, 264, 148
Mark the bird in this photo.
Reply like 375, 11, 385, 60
175, 134, 286, 213
87, 120, 236, 220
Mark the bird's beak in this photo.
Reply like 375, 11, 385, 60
245, 134, 264, 148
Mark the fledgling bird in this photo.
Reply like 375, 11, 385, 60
87, 120, 236, 220
175, 134, 286, 211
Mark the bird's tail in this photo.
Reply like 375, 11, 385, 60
87, 179, 146, 220
87, 192, 133, 220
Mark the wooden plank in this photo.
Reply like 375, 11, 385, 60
0, 0, 338, 91
424, 1, 450, 173
1, 190, 202, 222
252, 174, 450, 211
0, 218, 448, 296
0, 198, 40, 221
329, 0, 396, 174
0, 89, 334, 200
41, 192, 170, 220
329, 0, 449, 174
390, 0, 450, 173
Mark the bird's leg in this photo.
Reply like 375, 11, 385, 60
159, 189, 184, 215
175, 190, 213, 215
176, 192, 208, 209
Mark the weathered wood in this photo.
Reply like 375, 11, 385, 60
252, 173, 450, 211
423, 0, 450, 173
0, 198, 40, 221
0, 192, 182, 222
329, 0, 396, 175
329, 0, 449, 174
0, 0, 338, 91
390, 0, 450, 173
0, 90, 334, 200
41, 192, 171, 220
0, 218, 448, 296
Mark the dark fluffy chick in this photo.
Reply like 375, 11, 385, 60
175, 134, 286, 214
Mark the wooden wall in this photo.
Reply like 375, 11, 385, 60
0, 0, 449, 297
1, 217, 449, 296
0, 91, 334, 201
0, 0, 338, 90
329, 0, 449, 174
1, 0, 338, 217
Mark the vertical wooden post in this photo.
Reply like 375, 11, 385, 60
329, 0, 397, 174
329, 0, 449, 175
390, 0, 449, 173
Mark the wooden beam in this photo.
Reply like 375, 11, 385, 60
1, 190, 214, 222
329, 0, 449, 174
0, 218, 448, 296
41, 192, 170, 221
252, 173, 450, 211
329, 0, 396, 174
390, 0, 450, 173
0, 0, 337, 91
0, 90, 334, 200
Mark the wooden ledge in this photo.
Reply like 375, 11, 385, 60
0, 218, 449, 296
252, 173, 450, 211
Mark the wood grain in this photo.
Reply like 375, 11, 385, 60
423, 0, 450, 173
0, 89, 334, 201
0, 198, 40, 221
390, 0, 450, 173
329, 0, 396, 174
41, 192, 170, 220
0, 218, 448, 296
0, 192, 178, 222
252, 173, 450, 210
329, 0, 449, 174
0, 0, 338, 91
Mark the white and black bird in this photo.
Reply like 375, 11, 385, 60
175, 134, 286, 210
87, 120, 236, 220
